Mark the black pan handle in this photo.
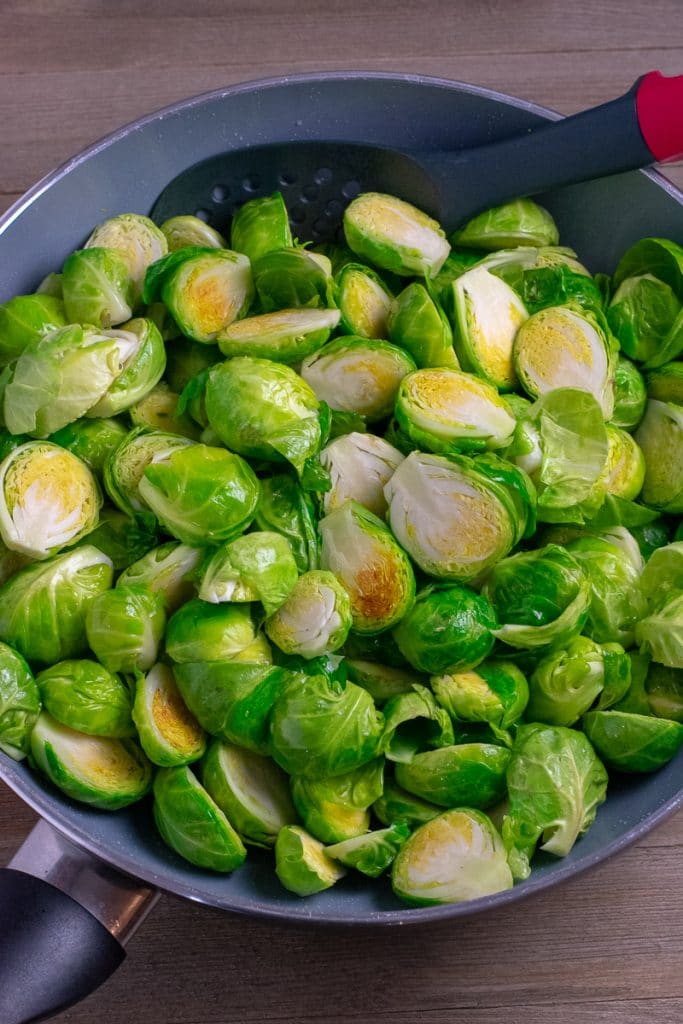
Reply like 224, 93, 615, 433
0, 820, 159, 1023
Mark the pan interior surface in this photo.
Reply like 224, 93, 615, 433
0, 72, 681, 924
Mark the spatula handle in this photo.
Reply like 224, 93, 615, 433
636, 71, 683, 162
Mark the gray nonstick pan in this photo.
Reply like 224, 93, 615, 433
0, 71, 681, 1024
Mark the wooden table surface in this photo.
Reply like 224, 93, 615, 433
1, 2, 682, 1022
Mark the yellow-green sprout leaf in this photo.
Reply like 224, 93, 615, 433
166, 599, 259, 664
525, 637, 606, 726
290, 759, 384, 843
393, 584, 498, 675
86, 584, 166, 673
388, 281, 458, 369
86, 213, 168, 303
612, 356, 647, 430
431, 660, 529, 733
343, 192, 450, 278
265, 570, 352, 658
160, 215, 225, 253
86, 317, 166, 419
230, 192, 293, 264
103, 427, 194, 525
395, 743, 511, 809
275, 825, 346, 896
37, 659, 134, 738
62, 248, 134, 329
198, 531, 298, 614
634, 399, 683, 513
117, 541, 202, 613
217, 307, 340, 364
132, 663, 206, 767
319, 431, 404, 518
335, 262, 393, 339
326, 822, 410, 877
646, 360, 683, 405
451, 199, 559, 251
601, 425, 645, 501
583, 709, 683, 772
0, 640, 39, 760
0, 294, 67, 367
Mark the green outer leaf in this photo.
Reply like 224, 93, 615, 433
326, 822, 410, 877
393, 584, 497, 675
0, 294, 67, 367
290, 759, 384, 843
274, 825, 345, 896
253, 474, 319, 573
230, 192, 293, 263
395, 743, 511, 809
380, 684, 454, 763
635, 590, 683, 668
582, 710, 683, 772
85, 583, 166, 673
372, 778, 441, 828
37, 659, 134, 738
0, 640, 39, 759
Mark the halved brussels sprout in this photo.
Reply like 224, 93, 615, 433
385, 452, 532, 582
335, 262, 393, 339
0, 441, 100, 559
50, 417, 129, 477
393, 584, 497, 675
37, 659, 133, 738
254, 474, 319, 574
634, 399, 683, 513
205, 356, 322, 475
391, 809, 513, 905
103, 427, 194, 524
387, 281, 457, 369
62, 248, 134, 328
166, 600, 260, 664
582, 709, 683, 772
394, 743, 510, 809
202, 740, 296, 847
300, 335, 416, 423
448, 264, 528, 390
153, 765, 247, 871
607, 273, 681, 364
502, 723, 608, 879
343, 192, 450, 277
0, 294, 67, 366
290, 758, 384, 843
319, 500, 415, 634
270, 671, 384, 778
217, 308, 340, 363
319, 432, 404, 518
86, 213, 167, 302
635, 590, 683, 669
0, 545, 113, 665
275, 825, 346, 896
132, 663, 205, 767
646, 360, 683, 404
380, 684, 454, 762
395, 368, 515, 454
86, 584, 166, 673
157, 249, 253, 343
198, 531, 297, 614
129, 383, 201, 440
483, 545, 590, 650
0, 641, 39, 760
601, 426, 645, 500
566, 531, 645, 646
525, 637, 606, 726
230, 192, 293, 263
251, 247, 331, 312
265, 570, 352, 659
327, 822, 410, 878
160, 215, 225, 252
138, 443, 260, 547
612, 356, 647, 430
86, 317, 166, 418
513, 306, 617, 419
431, 660, 529, 737
345, 660, 422, 704
451, 199, 559, 250
373, 778, 441, 828
31, 712, 152, 810
644, 663, 683, 722
117, 541, 201, 612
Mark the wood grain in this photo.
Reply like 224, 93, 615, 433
1, 3, 682, 1023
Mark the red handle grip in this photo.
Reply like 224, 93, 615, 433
636, 70, 683, 163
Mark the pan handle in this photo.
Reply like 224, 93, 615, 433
0, 819, 159, 1024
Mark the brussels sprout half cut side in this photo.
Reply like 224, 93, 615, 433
133, 663, 206, 767
103, 427, 194, 524
319, 432, 404, 518
86, 213, 168, 302
634, 400, 683, 513
275, 825, 346, 896
265, 570, 352, 659
217, 308, 341, 363
335, 262, 394, 339
161, 249, 253, 343
343, 192, 450, 278
160, 215, 225, 252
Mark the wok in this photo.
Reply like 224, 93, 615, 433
0, 71, 681, 1024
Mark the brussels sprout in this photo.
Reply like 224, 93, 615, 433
253, 474, 319, 574
607, 274, 681, 363
174, 662, 287, 754
138, 443, 260, 547
451, 199, 559, 251
395, 368, 515, 455
447, 264, 528, 390
646, 360, 683, 404
373, 778, 441, 828
3, 324, 141, 438
644, 663, 683, 722
129, 383, 201, 440
319, 432, 404, 518
251, 247, 331, 312
335, 262, 393, 339
502, 723, 608, 879
153, 765, 247, 871
391, 809, 513, 905
0, 441, 100, 559
265, 570, 352, 659
385, 451, 532, 583
513, 306, 617, 419
601, 426, 645, 501
86, 317, 166, 418
380, 684, 454, 762
508, 388, 608, 524
160, 215, 225, 252
612, 356, 647, 430
164, 337, 222, 396
596, 643, 633, 709
394, 743, 510, 809
639, 540, 683, 609
582, 710, 683, 772
35, 273, 63, 298
392, 584, 497, 675
31, 712, 152, 810
132, 663, 206, 767
634, 400, 683, 513
217, 308, 340, 363
61, 248, 134, 328
198, 531, 297, 614
86, 213, 168, 302
275, 825, 345, 896
202, 740, 296, 847
290, 759, 384, 843
630, 518, 672, 560
0, 545, 113, 665
343, 192, 450, 277
483, 545, 590, 650
50, 417, 129, 477
635, 590, 683, 669
0, 641, 39, 759
166, 599, 259, 664
37, 659, 133, 738
565, 532, 645, 646
525, 637, 606, 726
300, 335, 416, 423
86, 584, 166, 673
103, 427, 194, 524
431, 660, 529, 737
0, 294, 67, 366
205, 357, 322, 475
327, 822, 410, 877
319, 501, 415, 634
345, 660, 422, 704
117, 541, 202, 612
230, 192, 293, 263
152, 249, 253, 344
270, 671, 384, 778
387, 281, 457, 369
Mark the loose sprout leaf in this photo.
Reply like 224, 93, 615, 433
0, 640, 40, 760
